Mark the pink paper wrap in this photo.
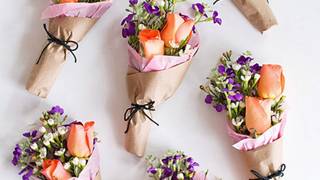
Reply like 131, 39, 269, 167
128, 33, 200, 72
227, 113, 287, 151
41, 0, 113, 20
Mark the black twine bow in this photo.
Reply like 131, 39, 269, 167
124, 101, 159, 134
36, 24, 79, 64
250, 164, 286, 180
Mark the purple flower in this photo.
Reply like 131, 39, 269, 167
12, 144, 22, 166
250, 63, 261, 73
122, 22, 136, 38
228, 93, 244, 102
214, 104, 225, 112
218, 65, 225, 74
143, 2, 160, 16
205, 95, 213, 104
48, 106, 64, 115
192, 3, 207, 17
121, 13, 135, 26
237, 55, 253, 65
147, 167, 157, 174
22, 132, 31, 138
227, 78, 235, 84
162, 167, 173, 177
212, 11, 222, 25
22, 168, 33, 180
129, 0, 138, 5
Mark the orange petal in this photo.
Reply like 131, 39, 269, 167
67, 123, 91, 158
161, 13, 185, 47
139, 29, 161, 43
41, 160, 58, 180
52, 160, 72, 180
245, 96, 272, 134
258, 64, 285, 99
175, 20, 194, 44
85, 121, 95, 154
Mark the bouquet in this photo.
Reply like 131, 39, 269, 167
201, 51, 287, 179
233, 0, 277, 32
146, 151, 214, 180
26, 0, 112, 98
121, 0, 222, 157
12, 106, 101, 180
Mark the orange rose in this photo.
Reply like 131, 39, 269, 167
41, 159, 72, 180
59, 0, 78, 3
258, 64, 285, 99
245, 96, 273, 134
139, 29, 164, 60
67, 121, 95, 158
161, 13, 195, 48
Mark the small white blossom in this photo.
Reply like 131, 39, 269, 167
30, 143, 38, 150
53, 132, 59, 138
36, 160, 43, 166
138, 24, 146, 30
58, 126, 67, 135
157, 0, 165, 7
232, 116, 244, 127
72, 157, 79, 165
43, 140, 50, 147
39, 126, 46, 134
54, 148, 66, 157
241, 75, 251, 81
47, 119, 55, 126
254, 73, 260, 81
232, 63, 241, 71
79, 159, 87, 167
231, 102, 239, 109
240, 101, 246, 108
39, 147, 47, 158
65, 151, 71, 157
177, 173, 184, 179
169, 41, 179, 48
64, 162, 71, 170
44, 133, 54, 142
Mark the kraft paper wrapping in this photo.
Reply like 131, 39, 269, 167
233, 0, 277, 32
244, 138, 283, 179
26, 17, 97, 98
125, 60, 192, 157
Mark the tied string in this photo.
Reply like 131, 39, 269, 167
36, 24, 79, 64
250, 164, 286, 180
124, 101, 159, 134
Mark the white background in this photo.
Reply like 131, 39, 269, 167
0, 0, 319, 179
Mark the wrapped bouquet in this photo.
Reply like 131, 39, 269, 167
121, 0, 222, 157
233, 0, 277, 32
26, 0, 112, 98
146, 150, 216, 180
201, 51, 287, 179
12, 106, 101, 180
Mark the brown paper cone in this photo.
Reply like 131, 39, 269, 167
125, 60, 192, 157
26, 16, 97, 98
233, 0, 277, 32
244, 138, 283, 179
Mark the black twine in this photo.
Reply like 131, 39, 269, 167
36, 24, 78, 64
124, 101, 158, 134
250, 164, 286, 180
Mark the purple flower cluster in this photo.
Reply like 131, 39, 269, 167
19, 166, 33, 180
12, 144, 22, 166
48, 105, 64, 115
22, 130, 37, 138
192, 3, 207, 17
121, 13, 136, 38
143, 2, 160, 16
212, 11, 222, 25
236, 55, 253, 65
129, 0, 138, 5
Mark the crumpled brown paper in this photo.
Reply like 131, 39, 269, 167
244, 138, 283, 179
124, 60, 192, 157
233, 0, 277, 32
26, 17, 97, 98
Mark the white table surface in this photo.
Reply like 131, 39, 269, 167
0, 0, 318, 179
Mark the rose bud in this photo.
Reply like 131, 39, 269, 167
41, 159, 72, 180
67, 121, 95, 158
139, 29, 164, 60
245, 96, 273, 134
258, 64, 285, 99
161, 13, 195, 48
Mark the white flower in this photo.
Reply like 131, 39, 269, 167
232, 63, 241, 71
72, 157, 79, 165
53, 132, 59, 138
157, 0, 165, 7
169, 41, 179, 48
39, 126, 46, 134
58, 126, 67, 135
241, 75, 251, 82
64, 162, 71, 170
254, 73, 260, 81
239, 101, 246, 108
43, 140, 51, 147
231, 102, 239, 109
39, 147, 47, 158
36, 160, 43, 166
30, 143, 38, 150
138, 24, 146, 30
65, 151, 71, 157
44, 133, 54, 142
232, 116, 244, 127
177, 173, 184, 179
48, 119, 55, 126
54, 148, 66, 157
79, 159, 87, 167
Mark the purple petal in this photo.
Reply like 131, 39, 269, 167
214, 104, 225, 112
218, 65, 226, 74
205, 95, 213, 104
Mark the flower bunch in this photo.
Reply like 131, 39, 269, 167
121, 0, 222, 58
201, 51, 286, 137
146, 151, 208, 180
12, 106, 97, 180
53, 0, 105, 4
